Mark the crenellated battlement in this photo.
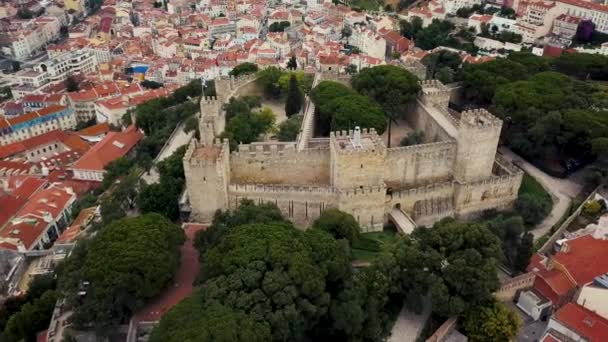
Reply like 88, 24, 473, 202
337, 184, 386, 197
387, 140, 456, 154
229, 183, 336, 195
231, 142, 329, 159
418, 79, 451, 109
185, 138, 229, 167
460, 108, 502, 128
329, 127, 386, 155
392, 181, 455, 198
200, 96, 220, 105
457, 172, 520, 188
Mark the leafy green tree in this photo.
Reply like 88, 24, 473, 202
310, 81, 356, 129
16, 8, 34, 19
551, 52, 608, 80
138, 179, 183, 220
194, 199, 287, 255
413, 219, 502, 317
507, 52, 549, 74
256, 67, 284, 98
229, 62, 259, 77
285, 74, 303, 116
345, 64, 358, 74
150, 295, 271, 342
352, 65, 420, 145
277, 114, 302, 141
66, 75, 79, 92
223, 96, 261, 120
352, 65, 420, 112
399, 17, 423, 39
278, 71, 313, 94
323, 95, 387, 134
400, 131, 424, 146
514, 232, 534, 273
286, 55, 297, 70
461, 58, 527, 104
62, 214, 185, 330
462, 301, 521, 342
141, 80, 163, 89
313, 208, 360, 243
269, 21, 290, 32
199, 222, 350, 341
1, 290, 57, 342
422, 50, 462, 79
220, 107, 275, 150
436, 66, 455, 84
516, 193, 551, 225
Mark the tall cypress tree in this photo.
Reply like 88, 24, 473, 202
285, 74, 302, 117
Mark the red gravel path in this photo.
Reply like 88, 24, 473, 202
133, 223, 206, 322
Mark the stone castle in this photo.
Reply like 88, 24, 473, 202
182, 72, 523, 232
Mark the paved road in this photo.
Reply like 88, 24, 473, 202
387, 297, 431, 342
499, 147, 583, 240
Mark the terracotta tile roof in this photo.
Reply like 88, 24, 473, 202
0, 194, 26, 229
553, 235, 608, 285
10, 177, 47, 199
554, 303, 608, 341
0, 183, 75, 250
56, 207, 95, 244
72, 125, 143, 172
0, 106, 69, 130
0, 130, 90, 160
77, 123, 111, 137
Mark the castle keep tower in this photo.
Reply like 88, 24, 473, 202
330, 127, 387, 231
199, 96, 224, 145
183, 138, 230, 223
454, 109, 502, 182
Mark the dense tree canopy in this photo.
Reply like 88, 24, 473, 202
138, 146, 187, 220
229, 62, 259, 77
223, 96, 261, 120
312, 208, 360, 243
60, 214, 185, 330
422, 50, 462, 81
220, 106, 275, 150
269, 21, 290, 32
277, 115, 302, 141
351, 65, 420, 117
413, 219, 502, 317
285, 74, 303, 116
156, 214, 352, 341
462, 58, 527, 104
154, 200, 511, 341
462, 300, 521, 342
310, 81, 386, 134
150, 294, 271, 342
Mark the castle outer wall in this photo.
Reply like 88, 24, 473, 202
183, 74, 523, 231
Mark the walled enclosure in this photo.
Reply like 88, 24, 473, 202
183, 72, 523, 231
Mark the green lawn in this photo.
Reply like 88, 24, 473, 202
351, 231, 399, 262
518, 172, 551, 202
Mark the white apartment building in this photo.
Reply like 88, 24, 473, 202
307, 0, 331, 11
0, 17, 61, 61
350, 26, 387, 59
0, 106, 77, 146
35, 51, 98, 84
514, 1, 561, 43
557, 0, 608, 34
